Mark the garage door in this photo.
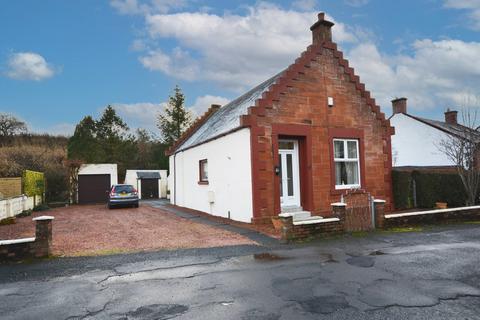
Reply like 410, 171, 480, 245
141, 178, 159, 199
78, 174, 111, 204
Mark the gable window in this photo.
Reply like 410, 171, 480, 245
199, 159, 208, 184
333, 139, 360, 189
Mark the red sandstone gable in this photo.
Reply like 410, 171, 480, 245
168, 13, 394, 224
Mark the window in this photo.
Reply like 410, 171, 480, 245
333, 139, 360, 189
199, 159, 208, 184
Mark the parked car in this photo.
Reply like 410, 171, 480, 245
108, 184, 139, 209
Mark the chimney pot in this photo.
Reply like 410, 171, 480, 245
310, 12, 334, 44
445, 109, 458, 125
392, 97, 407, 115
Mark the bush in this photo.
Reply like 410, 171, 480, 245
33, 203, 50, 212
23, 170, 45, 197
392, 170, 413, 210
413, 171, 467, 208
392, 169, 469, 210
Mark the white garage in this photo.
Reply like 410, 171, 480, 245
77, 164, 118, 204
124, 170, 168, 199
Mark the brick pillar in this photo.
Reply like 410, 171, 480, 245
33, 216, 54, 258
373, 200, 386, 229
331, 202, 346, 232
278, 213, 294, 244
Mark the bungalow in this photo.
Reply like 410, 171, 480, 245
167, 13, 394, 223
389, 98, 480, 168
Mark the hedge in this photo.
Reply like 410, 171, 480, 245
392, 169, 468, 210
22, 170, 45, 197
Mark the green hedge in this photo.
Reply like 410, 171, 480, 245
393, 169, 468, 210
392, 170, 413, 210
22, 170, 45, 197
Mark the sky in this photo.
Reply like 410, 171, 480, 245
1, 0, 480, 136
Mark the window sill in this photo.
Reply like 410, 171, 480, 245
198, 181, 209, 185
330, 185, 361, 195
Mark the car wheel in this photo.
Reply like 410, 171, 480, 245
108, 203, 112, 209
135, 203, 139, 208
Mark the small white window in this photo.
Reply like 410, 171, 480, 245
333, 139, 360, 189
199, 159, 208, 184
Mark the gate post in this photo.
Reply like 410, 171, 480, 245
373, 199, 386, 229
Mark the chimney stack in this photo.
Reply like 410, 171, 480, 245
444, 109, 458, 125
310, 12, 334, 44
392, 97, 407, 115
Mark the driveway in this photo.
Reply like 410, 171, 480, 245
0, 203, 257, 256
1, 224, 480, 319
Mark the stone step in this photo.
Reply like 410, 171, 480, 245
293, 217, 340, 226
281, 206, 304, 213
279, 211, 312, 221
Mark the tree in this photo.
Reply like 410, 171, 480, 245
157, 86, 193, 146
67, 116, 104, 162
439, 109, 480, 206
0, 113, 27, 137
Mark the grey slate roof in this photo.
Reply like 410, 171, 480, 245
405, 113, 480, 143
137, 172, 161, 179
176, 71, 284, 152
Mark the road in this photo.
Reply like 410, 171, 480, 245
1, 224, 480, 319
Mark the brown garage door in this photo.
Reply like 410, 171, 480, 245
78, 174, 111, 204
141, 178, 159, 199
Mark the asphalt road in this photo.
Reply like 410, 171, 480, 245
1, 224, 480, 319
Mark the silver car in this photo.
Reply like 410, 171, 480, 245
108, 184, 139, 209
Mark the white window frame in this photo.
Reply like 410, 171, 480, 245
333, 138, 361, 190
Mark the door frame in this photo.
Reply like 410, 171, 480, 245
278, 139, 301, 208
272, 124, 313, 215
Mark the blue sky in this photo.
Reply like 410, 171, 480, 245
1, 0, 480, 136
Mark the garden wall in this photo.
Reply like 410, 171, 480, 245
0, 216, 53, 262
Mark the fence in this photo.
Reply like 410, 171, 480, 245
0, 177, 22, 199
0, 195, 41, 222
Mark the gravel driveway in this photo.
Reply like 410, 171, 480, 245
0, 204, 256, 256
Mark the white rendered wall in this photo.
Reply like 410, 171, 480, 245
390, 114, 453, 167
169, 128, 253, 223
125, 170, 168, 199
78, 164, 118, 186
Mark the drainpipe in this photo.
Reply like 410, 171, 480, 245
173, 152, 177, 206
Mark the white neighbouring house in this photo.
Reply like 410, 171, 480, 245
124, 170, 168, 199
389, 98, 469, 168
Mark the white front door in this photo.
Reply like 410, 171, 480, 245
279, 139, 301, 208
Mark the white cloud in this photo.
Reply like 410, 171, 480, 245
346, 39, 480, 114
139, 47, 199, 80
292, 0, 317, 11
140, 3, 357, 91
444, 0, 480, 30
112, 94, 229, 132
5, 52, 56, 81
345, 0, 370, 7
110, 0, 187, 15
31, 122, 75, 136
113, 102, 166, 132
189, 95, 230, 116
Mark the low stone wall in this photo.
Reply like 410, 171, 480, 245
0, 216, 54, 262
382, 206, 480, 228
279, 200, 387, 243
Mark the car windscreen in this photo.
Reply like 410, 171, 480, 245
113, 185, 135, 193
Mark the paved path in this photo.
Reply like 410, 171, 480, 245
145, 199, 279, 246
2, 224, 480, 319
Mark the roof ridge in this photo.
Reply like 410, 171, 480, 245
166, 104, 221, 155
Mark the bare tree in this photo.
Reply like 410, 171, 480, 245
439, 109, 480, 206
0, 113, 27, 137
